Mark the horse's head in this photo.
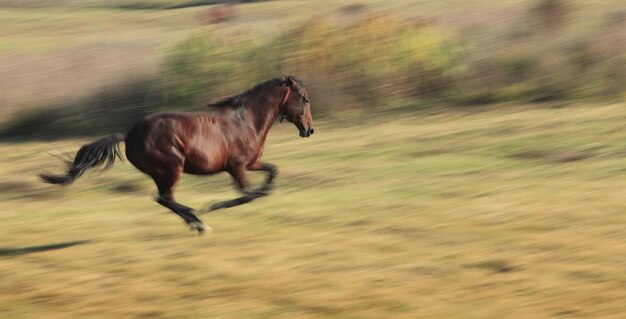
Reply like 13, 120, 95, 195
280, 76, 315, 138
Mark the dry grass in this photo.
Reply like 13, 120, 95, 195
1, 2, 625, 317
0, 5, 199, 118
1, 104, 625, 318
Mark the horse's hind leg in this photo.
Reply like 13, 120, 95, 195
157, 195, 208, 234
153, 172, 208, 234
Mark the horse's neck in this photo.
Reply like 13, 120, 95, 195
247, 87, 283, 143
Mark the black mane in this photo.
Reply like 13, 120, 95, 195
208, 77, 285, 108
207, 76, 303, 109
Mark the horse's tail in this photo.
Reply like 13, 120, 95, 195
39, 134, 125, 185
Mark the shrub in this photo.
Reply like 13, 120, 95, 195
161, 13, 462, 112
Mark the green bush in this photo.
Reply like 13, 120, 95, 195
161, 13, 462, 112
163, 9, 624, 111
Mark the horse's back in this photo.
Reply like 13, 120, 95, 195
125, 113, 191, 151
125, 112, 228, 176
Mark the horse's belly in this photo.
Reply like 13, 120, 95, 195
183, 146, 226, 175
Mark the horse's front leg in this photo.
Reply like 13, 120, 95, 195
247, 161, 278, 195
201, 164, 274, 213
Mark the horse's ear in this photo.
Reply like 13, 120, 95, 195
286, 76, 298, 87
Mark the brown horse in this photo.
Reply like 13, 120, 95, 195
40, 76, 314, 234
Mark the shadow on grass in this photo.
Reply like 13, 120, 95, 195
0, 77, 161, 142
0, 240, 92, 258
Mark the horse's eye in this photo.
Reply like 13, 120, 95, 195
303, 97, 310, 104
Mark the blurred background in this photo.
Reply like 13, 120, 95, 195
1, 0, 624, 136
0, 1, 625, 318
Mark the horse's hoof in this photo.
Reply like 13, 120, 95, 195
188, 222, 212, 235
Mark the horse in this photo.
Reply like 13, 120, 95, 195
40, 76, 314, 234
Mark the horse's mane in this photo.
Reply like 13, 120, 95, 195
207, 76, 302, 109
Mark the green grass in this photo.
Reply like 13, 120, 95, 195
1, 104, 625, 318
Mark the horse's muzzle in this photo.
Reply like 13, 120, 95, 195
300, 128, 315, 138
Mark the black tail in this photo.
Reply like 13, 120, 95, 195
40, 134, 125, 185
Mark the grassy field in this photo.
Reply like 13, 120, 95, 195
1, 1, 625, 318
1, 104, 625, 318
